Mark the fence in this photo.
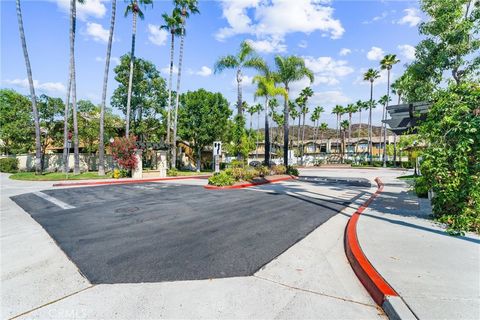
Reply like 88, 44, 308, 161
0, 153, 115, 172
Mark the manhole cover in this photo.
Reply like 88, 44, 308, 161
115, 207, 140, 214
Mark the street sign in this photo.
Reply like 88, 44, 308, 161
213, 141, 222, 156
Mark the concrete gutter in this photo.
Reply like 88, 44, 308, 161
52, 175, 211, 187
344, 177, 417, 320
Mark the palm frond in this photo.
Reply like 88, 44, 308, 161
213, 55, 239, 74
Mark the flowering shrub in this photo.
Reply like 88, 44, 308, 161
110, 136, 138, 172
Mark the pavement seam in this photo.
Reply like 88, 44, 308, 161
8, 285, 95, 320
253, 275, 381, 310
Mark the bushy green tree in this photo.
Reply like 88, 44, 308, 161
419, 83, 479, 234
178, 89, 231, 171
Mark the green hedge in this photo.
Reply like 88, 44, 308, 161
0, 158, 18, 173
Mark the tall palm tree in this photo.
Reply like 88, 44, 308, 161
378, 94, 391, 163
318, 122, 328, 155
299, 87, 313, 164
171, 0, 199, 168
345, 103, 357, 155
332, 105, 344, 153
363, 68, 380, 164
16, 0, 41, 175
214, 41, 265, 116
289, 102, 299, 146
253, 73, 286, 167
340, 119, 349, 162
124, 0, 153, 137
380, 54, 400, 167
98, 0, 116, 176
251, 103, 263, 159
310, 106, 324, 163
273, 55, 314, 166
294, 97, 303, 158
160, 9, 182, 166
62, 0, 84, 175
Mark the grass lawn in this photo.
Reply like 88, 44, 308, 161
9, 171, 107, 181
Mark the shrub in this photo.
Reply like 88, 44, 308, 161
110, 136, 138, 171
272, 165, 286, 175
286, 165, 299, 176
167, 168, 178, 176
255, 166, 270, 177
208, 171, 235, 186
111, 168, 128, 179
0, 158, 18, 173
414, 176, 429, 198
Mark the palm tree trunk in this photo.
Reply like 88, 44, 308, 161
368, 82, 373, 164
125, 7, 137, 137
166, 30, 175, 167
283, 85, 289, 166
16, 0, 41, 175
65, 0, 80, 175
256, 111, 260, 159
237, 69, 243, 116
383, 69, 390, 167
264, 98, 270, 167
172, 24, 185, 169
301, 113, 306, 165
98, 0, 116, 176
348, 113, 352, 156
297, 115, 301, 162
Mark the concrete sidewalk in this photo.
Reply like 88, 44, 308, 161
357, 173, 480, 320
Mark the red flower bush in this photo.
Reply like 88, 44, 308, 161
110, 136, 138, 171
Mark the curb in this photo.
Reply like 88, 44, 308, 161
204, 175, 296, 190
344, 177, 417, 320
52, 175, 211, 187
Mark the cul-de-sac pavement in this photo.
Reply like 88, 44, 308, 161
2, 168, 478, 320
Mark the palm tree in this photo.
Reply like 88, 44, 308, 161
340, 119, 349, 162
378, 94, 391, 163
310, 106, 324, 164
98, 0, 116, 176
332, 105, 344, 153
299, 87, 313, 164
160, 9, 182, 166
62, 0, 84, 175
253, 73, 286, 167
294, 97, 303, 159
289, 102, 299, 146
380, 54, 400, 167
345, 103, 357, 156
124, 0, 153, 137
363, 68, 380, 164
171, 0, 199, 168
273, 55, 314, 166
318, 122, 328, 155
16, 0, 41, 175
251, 103, 263, 159
214, 41, 265, 116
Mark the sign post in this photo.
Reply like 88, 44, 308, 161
213, 141, 222, 173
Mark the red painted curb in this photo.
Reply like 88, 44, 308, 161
52, 175, 211, 187
344, 177, 398, 306
204, 175, 297, 190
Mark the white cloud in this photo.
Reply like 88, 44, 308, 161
397, 8, 421, 27
339, 48, 351, 56
312, 91, 350, 105
54, 0, 106, 21
303, 56, 354, 86
216, 0, 344, 52
191, 66, 213, 77
366, 46, 385, 61
397, 44, 415, 60
4, 78, 66, 93
86, 22, 109, 43
231, 75, 254, 88
362, 11, 388, 24
95, 56, 120, 65
246, 37, 287, 53
161, 65, 178, 75
147, 24, 168, 46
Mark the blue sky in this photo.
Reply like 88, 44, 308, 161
1, 0, 423, 128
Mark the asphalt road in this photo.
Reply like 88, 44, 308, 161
11, 178, 368, 284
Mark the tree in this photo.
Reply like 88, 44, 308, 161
378, 93, 392, 163
214, 41, 265, 117
345, 103, 357, 155
310, 106, 324, 163
16, 0, 42, 174
340, 119, 349, 162
111, 55, 167, 141
172, 0, 200, 169
380, 54, 400, 167
332, 105, 344, 152
318, 122, 328, 153
160, 9, 182, 165
253, 71, 286, 167
124, 0, 153, 137
418, 0, 479, 85
299, 87, 313, 164
37, 95, 64, 165
273, 55, 314, 166
178, 89, 231, 171
98, 0, 117, 176
363, 68, 380, 163
0, 89, 34, 155
249, 103, 263, 159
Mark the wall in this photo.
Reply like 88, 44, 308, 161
0, 154, 115, 172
